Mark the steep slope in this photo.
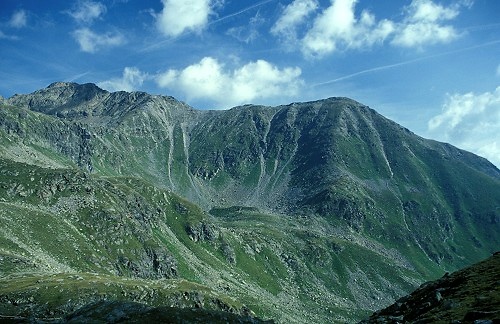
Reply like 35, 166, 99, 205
5, 85, 498, 268
1, 82, 499, 322
0, 158, 265, 321
361, 253, 500, 323
0, 156, 422, 322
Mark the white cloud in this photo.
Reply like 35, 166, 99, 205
428, 87, 500, 168
9, 10, 27, 28
271, 0, 318, 44
274, 0, 468, 57
68, 1, 107, 24
156, 0, 213, 37
301, 0, 394, 58
72, 28, 125, 53
156, 57, 303, 107
67, 2, 124, 53
98, 67, 149, 92
392, 0, 462, 47
410, 0, 459, 21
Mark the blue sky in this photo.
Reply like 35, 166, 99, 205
0, 0, 499, 167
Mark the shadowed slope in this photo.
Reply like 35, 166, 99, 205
361, 253, 500, 323
1, 83, 499, 322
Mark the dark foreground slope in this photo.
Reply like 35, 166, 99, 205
361, 253, 500, 323
63, 301, 272, 323
0, 82, 499, 322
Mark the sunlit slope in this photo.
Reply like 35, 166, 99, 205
0, 82, 499, 322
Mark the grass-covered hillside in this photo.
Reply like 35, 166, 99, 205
0, 82, 499, 322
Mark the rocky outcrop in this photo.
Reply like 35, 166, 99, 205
185, 221, 218, 242
64, 300, 271, 323
360, 253, 500, 323
118, 247, 177, 279
1, 82, 500, 323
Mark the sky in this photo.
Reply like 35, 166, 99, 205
0, 0, 499, 167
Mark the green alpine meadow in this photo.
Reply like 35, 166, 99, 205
0, 82, 499, 323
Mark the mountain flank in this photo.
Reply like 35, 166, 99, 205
361, 252, 500, 323
0, 82, 499, 323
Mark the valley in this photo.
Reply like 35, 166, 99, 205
0, 82, 498, 322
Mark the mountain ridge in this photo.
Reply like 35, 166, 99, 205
0, 82, 499, 323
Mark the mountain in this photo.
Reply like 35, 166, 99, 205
361, 252, 500, 323
0, 82, 499, 323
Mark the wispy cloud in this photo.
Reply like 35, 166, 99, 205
0, 9, 28, 40
428, 86, 500, 167
73, 28, 125, 53
66, 1, 126, 53
144, 0, 275, 51
226, 12, 265, 44
0, 30, 19, 40
271, 0, 318, 46
67, 0, 107, 24
210, 0, 275, 26
9, 9, 28, 28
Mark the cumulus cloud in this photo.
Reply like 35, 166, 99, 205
9, 10, 28, 28
98, 67, 149, 92
73, 28, 125, 53
156, 57, 303, 107
68, 0, 107, 24
271, 0, 318, 44
301, 0, 394, 58
273, 0, 469, 58
156, 0, 213, 37
392, 0, 462, 47
428, 87, 500, 167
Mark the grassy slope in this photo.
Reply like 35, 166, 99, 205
0, 98, 499, 323
0, 156, 428, 322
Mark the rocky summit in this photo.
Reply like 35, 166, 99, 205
0, 82, 499, 323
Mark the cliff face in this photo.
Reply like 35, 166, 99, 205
0, 82, 499, 323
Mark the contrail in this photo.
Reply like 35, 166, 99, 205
65, 71, 91, 82
142, 0, 276, 52
209, 0, 276, 25
313, 40, 500, 87
312, 60, 422, 86
463, 22, 500, 32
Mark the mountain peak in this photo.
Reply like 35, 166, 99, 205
43, 82, 110, 97
1, 83, 500, 323
47, 81, 78, 88
6, 81, 109, 118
